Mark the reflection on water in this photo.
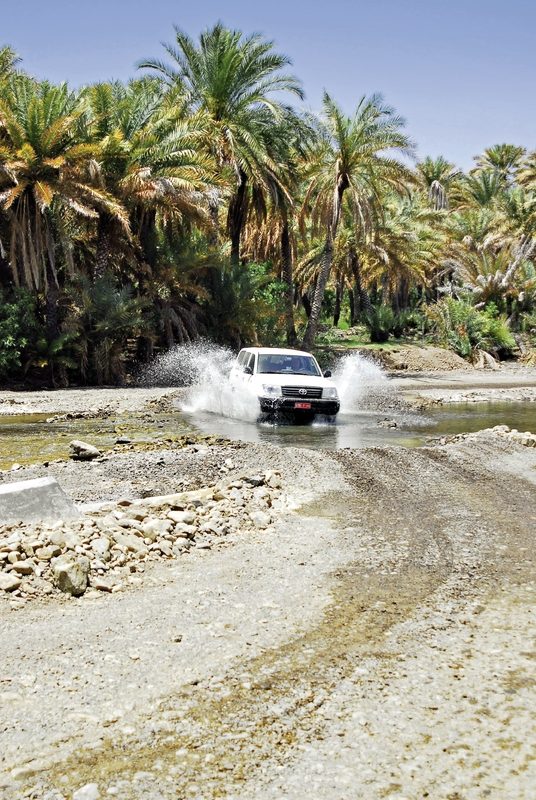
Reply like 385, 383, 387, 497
185, 401, 536, 451
185, 410, 423, 450
0, 412, 193, 470
0, 401, 535, 469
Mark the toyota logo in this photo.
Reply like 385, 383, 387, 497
298, 388, 308, 396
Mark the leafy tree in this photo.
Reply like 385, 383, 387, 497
0, 78, 118, 338
140, 23, 304, 263
300, 92, 413, 348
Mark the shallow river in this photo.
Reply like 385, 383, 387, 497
0, 401, 535, 469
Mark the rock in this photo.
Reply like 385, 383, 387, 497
51, 555, 90, 596
115, 437, 131, 444
91, 577, 114, 593
264, 470, 282, 489
173, 539, 191, 554
91, 538, 111, 561
109, 530, 148, 555
69, 440, 101, 461
249, 510, 271, 529
174, 523, 196, 538
35, 546, 61, 561
167, 510, 196, 525
0, 477, 78, 524
150, 541, 172, 556
11, 560, 35, 575
73, 784, 100, 800
0, 573, 21, 592
243, 475, 264, 487
377, 419, 397, 428
141, 518, 172, 541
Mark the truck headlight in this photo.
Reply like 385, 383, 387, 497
323, 387, 339, 399
262, 384, 282, 397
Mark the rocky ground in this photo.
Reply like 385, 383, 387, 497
0, 366, 536, 800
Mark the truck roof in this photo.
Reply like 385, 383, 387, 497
240, 347, 315, 358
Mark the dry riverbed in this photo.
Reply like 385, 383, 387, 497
1, 371, 536, 800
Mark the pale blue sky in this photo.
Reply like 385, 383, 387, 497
3, 0, 535, 168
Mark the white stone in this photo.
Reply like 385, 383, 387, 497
73, 784, 100, 800
0, 477, 78, 524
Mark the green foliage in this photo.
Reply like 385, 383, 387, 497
204, 262, 285, 348
425, 298, 516, 360
363, 305, 395, 343
0, 289, 41, 379
67, 275, 148, 384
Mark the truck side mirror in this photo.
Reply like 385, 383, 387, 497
244, 366, 253, 375
324, 370, 332, 378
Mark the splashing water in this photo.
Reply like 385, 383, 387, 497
331, 352, 388, 414
139, 343, 391, 422
139, 341, 259, 421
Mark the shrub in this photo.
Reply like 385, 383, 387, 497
363, 305, 394, 343
0, 289, 41, 381
425, 298, 515, 360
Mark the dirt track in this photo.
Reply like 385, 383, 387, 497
1, 421, 535, 799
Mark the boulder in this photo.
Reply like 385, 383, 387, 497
69, 440, 101, 461
109, 530, 148, 555
51, 555, 90, 596
0, 477, 78, 524
91, 538, 111, 561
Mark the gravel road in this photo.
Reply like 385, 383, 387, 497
1, 425, 535, 800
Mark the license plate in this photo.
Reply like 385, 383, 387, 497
294, 402, 312, 410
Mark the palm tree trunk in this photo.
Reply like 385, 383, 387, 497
208, 197, 219, 248
333, 273, 344, 327
350, 247, 373, 316
227, 169, 248, 265
94, 214, 113, 281
281, 219, 297, 346
301, 291, 312, 318
348, 288, 356, 326
302, 236, 334, 350
301, 182, 346, 350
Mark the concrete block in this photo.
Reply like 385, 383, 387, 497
0, 477, 78, 523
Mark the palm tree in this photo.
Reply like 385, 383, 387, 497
85, 78, 217, 280
300, 92, 414, 349
0, 78, 119, 338
517, 150, 536, 191
140, 22, 304, 264
474, 143, 526, 183
0, 46, 20, 83
416, 156, 461, 210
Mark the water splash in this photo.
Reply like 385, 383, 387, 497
139, 343, 392, 422
138, 341, 259, 421
331, 352, 388, 414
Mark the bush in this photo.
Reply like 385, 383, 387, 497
363, 305, 394, 343
0, 289, 42, 381
425, 298, 515, 360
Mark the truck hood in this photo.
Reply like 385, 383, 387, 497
252, 374, 336, 390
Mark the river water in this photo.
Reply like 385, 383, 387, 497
0, 401, 535, 469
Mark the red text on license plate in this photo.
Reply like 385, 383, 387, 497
294, 402, 311, 409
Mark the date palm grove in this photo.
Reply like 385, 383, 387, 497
0, 27, 535, 385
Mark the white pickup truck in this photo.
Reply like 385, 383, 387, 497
229, 347, 340, 421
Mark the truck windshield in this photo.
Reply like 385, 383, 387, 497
257, 354, 321, 376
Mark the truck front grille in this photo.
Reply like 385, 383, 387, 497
281, 386, 323, 399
